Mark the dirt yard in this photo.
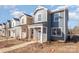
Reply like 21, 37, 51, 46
7, 41, 79, 53
0, 39, 26, 48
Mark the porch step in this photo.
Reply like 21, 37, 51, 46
57, 40, 65, 42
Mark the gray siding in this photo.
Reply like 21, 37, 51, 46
47, 10, 68, 41
47, 13, 52, 41
51, 12, 64, 40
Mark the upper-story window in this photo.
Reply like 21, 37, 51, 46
38, 14, 41, 21
60, 12, 64, 19
54, 13, 60, 22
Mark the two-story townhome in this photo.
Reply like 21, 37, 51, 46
48, 8, 68, 42
10, 18, 19, 38
16, 13, 32, 40
5, 20, 11, 37
2, 23, 6, 37
28, 6, 68, 43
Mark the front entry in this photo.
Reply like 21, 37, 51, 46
37, 31, 41, 41
28, 26, 43, 43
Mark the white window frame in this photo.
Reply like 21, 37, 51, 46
37, 13, 43, 22
54, 13, 60, 22
43, 26, 47, 34
51, 27, 62, 37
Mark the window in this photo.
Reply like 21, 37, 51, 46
51, 27, 62, 37
43, 27, 47, 33
38, 14, 41, 21
60, 12, 64, 19
3, 31, 4, 33
13, 30, 15, 33
54, 13, 60, 22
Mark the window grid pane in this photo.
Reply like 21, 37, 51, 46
54, 13, 60, 22
51, 28, 61, 36
38, 14, 41, 21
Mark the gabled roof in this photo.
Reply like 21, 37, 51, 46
23, 13, 32, 17
3, 23, 6, 25
13, 18, 19, 21
19, 13, 32, 19
51, 7, 68, 13
0, 24, 2, 25
7, 20, 11, 22
33, 6, 48, 15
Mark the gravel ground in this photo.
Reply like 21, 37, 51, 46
0, 39, 26, 48
7, 41, 79, 53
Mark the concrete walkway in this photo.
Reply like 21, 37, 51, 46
0, 41, 37, 53
0, 39, 13, 42
0, 38, 15, 42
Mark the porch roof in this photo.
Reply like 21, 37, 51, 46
28, 24, 43, 28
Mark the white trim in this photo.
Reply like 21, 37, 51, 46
28, 25, 43, 43
51, 27, 62, 37
38, 13, 42, 21
64, 9, 66, 41
43, 26, 47, 34
28, 24, 43, 29
37, 13, 44, 23
40, 26, 43, 43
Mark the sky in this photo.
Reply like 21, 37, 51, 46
0, 5, 79, 29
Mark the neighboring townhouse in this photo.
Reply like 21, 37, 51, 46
2, 23, 6, 37
0, 24, 2, 36
28, 6, 68, 43
48, 8, 68, 42
16, 13, 32, 40
5, 20, 11, 37
10, 18, 19, 38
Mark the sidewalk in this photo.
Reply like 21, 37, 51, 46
0, 41, 37, 53
0, 38, 15, 42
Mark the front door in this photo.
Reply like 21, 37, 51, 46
37, 31, 41, 40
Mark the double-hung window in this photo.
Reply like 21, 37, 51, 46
43, 27, 47, 34
51, 27, 62, 37
38, 14, 41, 21
54, 13, 60, 22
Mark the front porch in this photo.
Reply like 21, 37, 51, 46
28, 24, 47, 43
19, 25, 28, 40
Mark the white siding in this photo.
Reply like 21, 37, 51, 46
34, 9, 47, 23
20, 15, 27, 25
11, 20, 16, 27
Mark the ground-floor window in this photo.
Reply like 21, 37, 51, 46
13, 30, 15, 33
31, 29, 33, 38
51, 27, 62, 37
43, 27, 47, 34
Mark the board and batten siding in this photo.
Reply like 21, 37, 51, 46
47, 9, 68, 41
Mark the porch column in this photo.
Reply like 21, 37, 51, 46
33, 29, 36, 40
28, 28, 31, 41
40, 26, 43, 43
